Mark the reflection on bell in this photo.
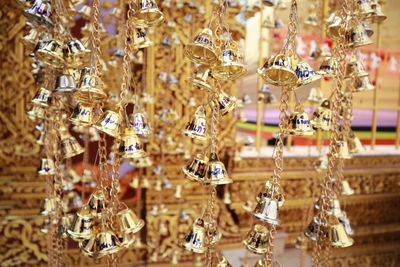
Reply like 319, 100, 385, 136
334, 140, 353, 159
184, 106, 208, 141
184, 28, 218, 65
212, 44, 248, 80
182, 153, 208, 182
339, 212, 354, 235
23, 0, 53, 28
255, 179, 285, 208
243, 224, 270, 254
73, 70, 107, 103
21, 28, 39, 50
311, 99, 332, 131
258, 54, 298, 87
371, 3, 387, 23
295, 235, 307, 249
61, 136, 84, 159
341, 180, 355, 196
287, 109, 315, 136
328, 216, 354, 248
53, 74, 76, 96
35, 39, 65, 68
94, 110, 122, 138
117, 208, 145, 234
307, 87, 324, 105
348, 131, 365, 154
252, 197, 280, 225
214, 90, 237, 116
317, 57, 338, 78
120, 128, 146, 159
204, 152, 232, 185
313, 155, 328, 173
31, 87, 51, 107
67, 206, 95, 241
95, 230, 122, 257
79, 237, 98, 258
40, 197, 57, 215
363, 23, 374, 37
70, 103, 94, 126
353, 76, 375, 92
133, 28, 153, 49
131, 112, 151, 135
87, 190, 106, 217
187, 65, 212, 91
180, 218, 208, 253
38, 158, 56, 175
294, 56, 320, 87
347, 24, 373, 48
119, 231, 136, 248
131, 0, 164, 27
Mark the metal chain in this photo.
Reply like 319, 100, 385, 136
91, 0, 102, 76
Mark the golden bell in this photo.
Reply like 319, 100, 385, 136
258, 54, 298, 86
326, 14, 345, 41
355, 0, 374, 17
37, 158, 56, 175
204, 152, 232, 185
119, 232, 136, 248
131, 155, 153, 168
184, 28, 218, 65
311, 99, 332, 131
181, 218, 208, 253
295, 235, 307, 249
327, 216, 354, 248
87, 190, 106, 217
70, 103, 94, 126
184, 106, 208, 141
307, 87, 324, 104
334, 139, 353, 159
133, 28, 153, 49
345, 58, 369, 78
210, 251, 233, 267
117, 208, 145, 234
214, 90, 237, 116
73, 72, 107, 103
287, 110, 315, 136
304, 13, 318, 26
255, 180, 285, 208
131, 0, 164, 27
64, 39, 91, 68
304, 216, 326, 241
347, 24, 373, 48
94, 110, 122, 138
95, 230, 122, 257
120, 128, 146, 159
353, 76, 375, 92
252, 197, 280, 225
182, 153, 208, 182
314, 197, 345, 218
31, 87, 51, 107
40, 197, 57, 215
131, 112, 151, 135
53, 74, 76, 96
61, 136, 84, 159
57, 215, 74, 238
348, 131, 365, 154
243, 224, 270, 254
212, 44, 248, 80
21, 28, 39, 50
313, 155, 328, 173
35, 39, 65, 68
187, 65, 212, 91
370, 3, 387, 23
294, 56, 321, 87
338, 212, 354, 235
40, 218, 50, 234
23, 0, 53, 28
78, 5, 91, 20
317, 57, 338, 78
79, 237, 98, 258
67, 206, 95, 241
129, 177, 139, 189
341, 180, 355, 196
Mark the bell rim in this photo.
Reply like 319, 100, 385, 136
121, 219, 145, 234
23, 10, 54, 29
187, 77, 212, 91
182, 167, 204, 182
212, 64, 248, 80
242, 240, 269, 254
132, 9, 164, 27
121, 151, 147, 159
93, 124, 121, 139
184, 130, 209, 141
184, 44, 218, 65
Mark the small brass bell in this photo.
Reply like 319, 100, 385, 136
182, 153, 208, 182
295, 235, 307, 249
345, 58, 369, 78
184, 106, 208, 141
347, 24, 373, 48
204, 152, 232, 185
313, 155, 328, 173
87, 190, 106, 217
64, 39, 91, 68
131, 0, 164, 27
53, 74, 76, 96
117, 208, 145, 234
180, 218, 208, 253
212, 44, 248, 80
57, 214, 74, 238
35, 39, 65, 68
79, 237, 98, 258
184, 28, 218, 65
252, 197, 280, 225
187, 65, 212, 91
210, 251, 233, 267
78, 5, 91, 20
334, 139, 352, 159
338, 211, 354, 235
314, 197, 345, 218
348, 131, 365, 154
341, 180, 355, 196
67, 205, 95, 241
95, 230, 122, 257
23, 0, 53, 28
27, 105, 46, 121
258, 54, 298, 87
37, 158, 56, 175
21, 28, 39, 50
214, 90, 237, 116
40, 218, 50, 234
304, 13, 318, 27
317, 57, 338, 78
326, 14, 345, 41
294, 56, 321, 87
119, 232, 136, 248
131, 112, 151, 135
119, 128, 147, 159
307, 87, 324, 104
31, 87, 51, 107
70, 103, 94, 126
243, 224, 270, 254
132, 28, 153, 49
327, 216, 354, 248
255, 179, 285, 208
287, 109, 315, 136
311, 99, 332, 131
73, 71, 107, 103
131, 155, 153, 168
142, 177, 150, 188
60, 135, 84, 159
353, 76, 375, 92
355, 0, 374, 17
94, 110, 123, 138
370, 2, 387, 23
40, 197, 57, 215
304, 216, 325, 241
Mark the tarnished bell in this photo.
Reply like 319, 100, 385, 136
70, 103, 94, 126
243, 224, 270, 254
258, 54, 298, 86
181, 218, 208, 253
317, 57, 338, 78
334, 139, 352, 159
215, 90, 237, 116
53, 74, 76, 96
87, 190, 106, 217
184, 106, 208, 141
204, 152, 232, 185
21, 28, 39, 50
73, 71, 107, 103
31, 87, 51, 107
347, 24, 373, 47
253, 197, 280, 225
35, 39, 65, 68
353, 76, 375, 92
287, 110, 315, 136
117, 208, 144, 234
294, 56, 320, 87
131, 112, 151, 135
120, 128, 146, 159
96, 231, 122, 257
79, 237, 98, 258
307, 87, 324, 104
131, 0, 164, 27
182, 153, 208, 182
94, 110, 122, 138
187, 65, 212, 91
184, 28, 218, 65
212, 44, 248, 80
328, 216, 354, 248
133, 28, 153, 49
23, 0, 53, 28
311, 99, 332, 131
341, 180, 355, 196
40, 197, 57, 215
348, 131, 365, 154
38, 158, 56, 175
67, 206, 95, 241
